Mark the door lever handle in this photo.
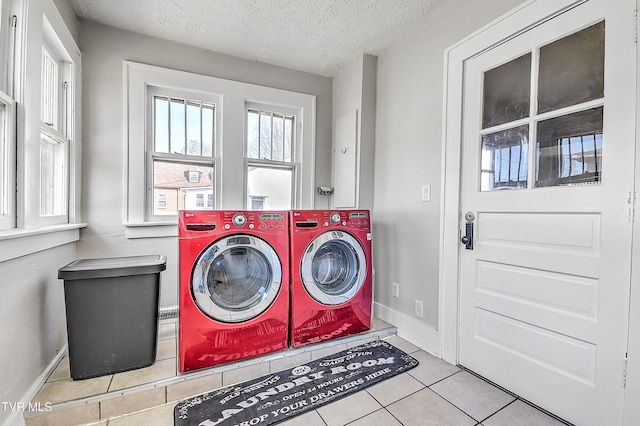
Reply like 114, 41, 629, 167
461, 222, 473, 250
461, 211, 474, 250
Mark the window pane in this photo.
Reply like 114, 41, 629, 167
202, 105, 214, 156
170, 99, 185, 154
536, 107, 603, 187
272, 113, 284, 161
40, 132, 66, 215
480, 125, 529, 191
186, 101, 201, 156
247, 166, 292, 210
482, 53, 531, 128
259, 111, 272, 159
41, 46, 59, 129
0, 103, 10, 218
247, 109, 295, 162
154, 97, 169, 153
538, 21, 605, 113
153, 160, 214, 215
247, 110, 259, 159
284, 117, 293, 162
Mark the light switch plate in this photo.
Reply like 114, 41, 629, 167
421, 184, 431, 202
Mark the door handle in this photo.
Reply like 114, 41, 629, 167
461, 211, 475, 250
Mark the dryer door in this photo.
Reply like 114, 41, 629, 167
301, 230, 366, 306
192, 235, 282, 323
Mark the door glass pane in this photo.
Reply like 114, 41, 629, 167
247, 166, 292, 209
312, 240, 359, 296
538, 21, 605, 114
536, 107, 603, 187
480, 125, 529, 191
482, 53, 531, 128
207, 245, 273, 311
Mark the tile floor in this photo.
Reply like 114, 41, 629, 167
26, 320, 569, 426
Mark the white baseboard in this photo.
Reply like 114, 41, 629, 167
374, 302, 439, 357
6, 345, 68, 426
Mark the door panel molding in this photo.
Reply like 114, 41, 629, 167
440, 0, 637, 424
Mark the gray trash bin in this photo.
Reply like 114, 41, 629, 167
58, 255, 167, 380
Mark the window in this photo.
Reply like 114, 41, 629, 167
157, 194, 167, 209
149, 88, 216, 219
0, 91, 15, 229
0, 0, 83, 259
246, 105, 297, 210
124, 61, 315, 237
39, 16, 76, 224
0, 0, 16, 230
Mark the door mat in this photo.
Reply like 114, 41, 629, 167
175, 339, 418, 426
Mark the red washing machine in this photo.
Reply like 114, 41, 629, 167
178, 210, 290, 372
289, 210, 372, 347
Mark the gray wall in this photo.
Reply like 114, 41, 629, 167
373, 0, 526, 330
76, 21, 333, 307
331, 53, 376, 211
0, 1, 80, 424
0, 245, 75, 425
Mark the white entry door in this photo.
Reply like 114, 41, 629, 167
458, 1, 636, 425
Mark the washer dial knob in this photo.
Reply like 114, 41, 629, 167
330, 212, 341, 224
232, 213, 247, 227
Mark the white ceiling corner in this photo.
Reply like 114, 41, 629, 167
67, 0, 444, 77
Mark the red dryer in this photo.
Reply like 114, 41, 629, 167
289, 210, 373, 347
178, 210, 290, 372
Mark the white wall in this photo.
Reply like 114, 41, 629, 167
76, 21, 333, 307
331, 53, 376, 210
373, 0, 526, 348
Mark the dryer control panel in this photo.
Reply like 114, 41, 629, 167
291, 210, 370, 231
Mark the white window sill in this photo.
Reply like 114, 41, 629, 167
123, 221, 178, 239
0, 223, 87, 262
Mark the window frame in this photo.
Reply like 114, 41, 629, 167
0, 90, 16, 230
0, 0, 84, 262
245, 102, 299, 210
38, 13, 77, 226
146, 85, 220, 222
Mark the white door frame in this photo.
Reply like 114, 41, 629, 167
623, 1, 640, 422
438, 0, 638, 423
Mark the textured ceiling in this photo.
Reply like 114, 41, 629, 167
68, 0, 443, 76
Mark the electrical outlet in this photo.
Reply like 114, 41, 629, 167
392, 282, 399, 298
414, 300, 424, 318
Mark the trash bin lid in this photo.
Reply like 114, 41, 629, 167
58, 255, 167, 280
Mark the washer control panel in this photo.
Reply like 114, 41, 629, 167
222, 211, 287, 231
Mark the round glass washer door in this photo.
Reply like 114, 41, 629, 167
300, 231, 366, 306
192, 235, 282, 323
